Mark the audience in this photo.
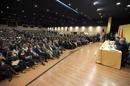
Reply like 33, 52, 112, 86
1, 28, 130, 81
0, 28, 100, 81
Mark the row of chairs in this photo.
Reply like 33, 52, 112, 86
0, 31, 99, 81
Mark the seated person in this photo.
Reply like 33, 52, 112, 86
33, 44, 49, 62
116, 38, 129, 66
0, 56, 17, 81
114, 36, 120, 47
45, 43, 59, 58
41, 43, 53, 59
51, 43, 60, 58
28, 45, 44, 65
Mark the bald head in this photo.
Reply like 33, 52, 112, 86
119, 38, 126, 45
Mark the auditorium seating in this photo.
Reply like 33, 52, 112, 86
0, 28, 100, 81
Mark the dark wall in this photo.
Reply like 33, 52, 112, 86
110, 17, 130, 33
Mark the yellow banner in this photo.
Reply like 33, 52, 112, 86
107, 17, 112, 33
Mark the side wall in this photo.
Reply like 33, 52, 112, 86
49, 26, 106, 35
0, 25, 107, 36
119, 24, 130, 42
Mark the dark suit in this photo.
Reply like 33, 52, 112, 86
116, 43, 129, 66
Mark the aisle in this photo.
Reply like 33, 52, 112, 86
28, 43, 130, 86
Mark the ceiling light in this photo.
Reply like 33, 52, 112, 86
127, 5, 130, 7
17, 0, 20, 2
81, 12, 83, 14
84, 15, 87, 17
56, 0, 78, 14
97, 8, 103, 11
46, 9, 50, 12
68, 3, 71, 6
22, 10, 24, 13
33, 13, 36, 15
1, 11, 3, 14
99, 13, 102, 15
34, 5, 38, 8
93, 1, 100, 5
75, 8, 78, 11
56, 12, 58, 15
116, 2, 121, 5
6, 6, 9, 9
24, 16, 27, 18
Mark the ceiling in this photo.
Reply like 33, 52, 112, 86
0, 0, 130, 27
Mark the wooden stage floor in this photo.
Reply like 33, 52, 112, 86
0, 43, 130, 86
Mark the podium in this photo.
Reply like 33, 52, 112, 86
96, 41, 122, 69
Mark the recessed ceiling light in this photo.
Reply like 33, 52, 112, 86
116, 2, 121, 5
84, 15, 87, 17
1, 11, 3, 14
33, 13, 36, 15
81, 12, 83, 14
6, 6, 9, 9
75, 8, 78, 11
97, 8, 103, 11
17, 0, 20, 2
93, 1, 100, 5
46, 9, 50, 12
22, 10, 24, 13
99, 13, 102, 15
34, 5, 38, 8
127, 5, 130, 7
68, 3, 71, 6
56, 12, 58, 15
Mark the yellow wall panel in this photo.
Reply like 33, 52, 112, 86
119, 24, 130, 42
107, 17, 112, 33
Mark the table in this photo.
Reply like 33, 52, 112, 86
96, 41, 122, 69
